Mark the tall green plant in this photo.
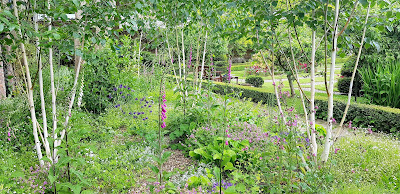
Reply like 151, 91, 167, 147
360, 61, 400, 108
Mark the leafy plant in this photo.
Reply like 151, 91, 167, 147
360, 61, 400, 108
245, 76, 264, 87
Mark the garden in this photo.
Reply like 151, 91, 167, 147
1, 0, 400, 193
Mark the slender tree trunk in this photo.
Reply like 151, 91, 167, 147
175, 28, 182, 84
34, 1, 51, 159
287, 74, 295, 97
198, 31, 208, 93
321, 0, 340, 163
13, 0, 44, 166
166, 31, 179, 85
182, 28, 186, 85
310, 28, 317, 158
194, 32, 201, 88
48, 0, 57, 164
335, 3, 370, 140
0, 46, 5, 99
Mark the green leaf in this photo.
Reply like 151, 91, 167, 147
53, 33, 61, 40
213, 153, 222, 160
0, 24, 3, 32
224, 162, 235, 171
73, 0, 80, 7
41, 157, 52, 163
48, 174, 57, 184
359, 0, 369, 7
135, 2, 143, 9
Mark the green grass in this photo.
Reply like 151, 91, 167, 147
329, 132, 400, 193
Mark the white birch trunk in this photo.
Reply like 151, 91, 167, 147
166, 31, 179, 85
336, 3, 370, 140
48, 0, 57, 163
34, 2, 51, 159
182, 28, 186, 83
198, 31, 208, 93
55, 57, 82, 149
176, 28, 182, 85
13, 0, 44, 166
0, 46, 5, 99
194, 33, 201, 88
310, 29, 318, 158
321, 0, 340, 163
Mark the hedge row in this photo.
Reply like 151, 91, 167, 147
208, 82, 400, 133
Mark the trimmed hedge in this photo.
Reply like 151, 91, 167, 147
208, 82, 400, 133
245, 76, 264, 87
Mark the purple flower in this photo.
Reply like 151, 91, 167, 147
161, 122, 166, 128
122, 96, 125, 98
135, 98, 138, 100
119, 84, 123, 88
124, 85, 127, 88
113, 87, 117, 91
119, 91, 123, 95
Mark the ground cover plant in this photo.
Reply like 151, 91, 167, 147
1, 0, 400, 193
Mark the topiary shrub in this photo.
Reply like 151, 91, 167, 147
245, 76, 264, 87
338, 58, 362, 96
337, 77, 362, 95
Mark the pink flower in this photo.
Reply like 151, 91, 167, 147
259, 157, 262, 160
334, 148, 340, 154
225, 140, 228, 146
365, 168, 368, 172
351, 170, 355, 173
8, 131, 11, 137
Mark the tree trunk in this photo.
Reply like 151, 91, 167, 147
13, 0, 44, 166
287, 74, 295, 97
166, 31, 179, 85
0, 46, 6, 99
321, 0, 340, 163
335, 3, 370, 141
310, 28, 318, 158
34, 3, 51, 159
198, 31, 208, 93
194, 32, 201, 87
47, 0, 57, 163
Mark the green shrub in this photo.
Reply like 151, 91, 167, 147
245, 76, 264, 87
206, 81, 400, 133
340, 59, 357, 77
338, 58, 362, 96
214, 60, 227, 67
82, 59, 115, 114
337, 77, 362, 95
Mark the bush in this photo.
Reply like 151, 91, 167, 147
338, 58, 362, 96
206, 81, 400, 133
245, 76, 264, 87
337, 77, 362, 95
340, 59, 356, 77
